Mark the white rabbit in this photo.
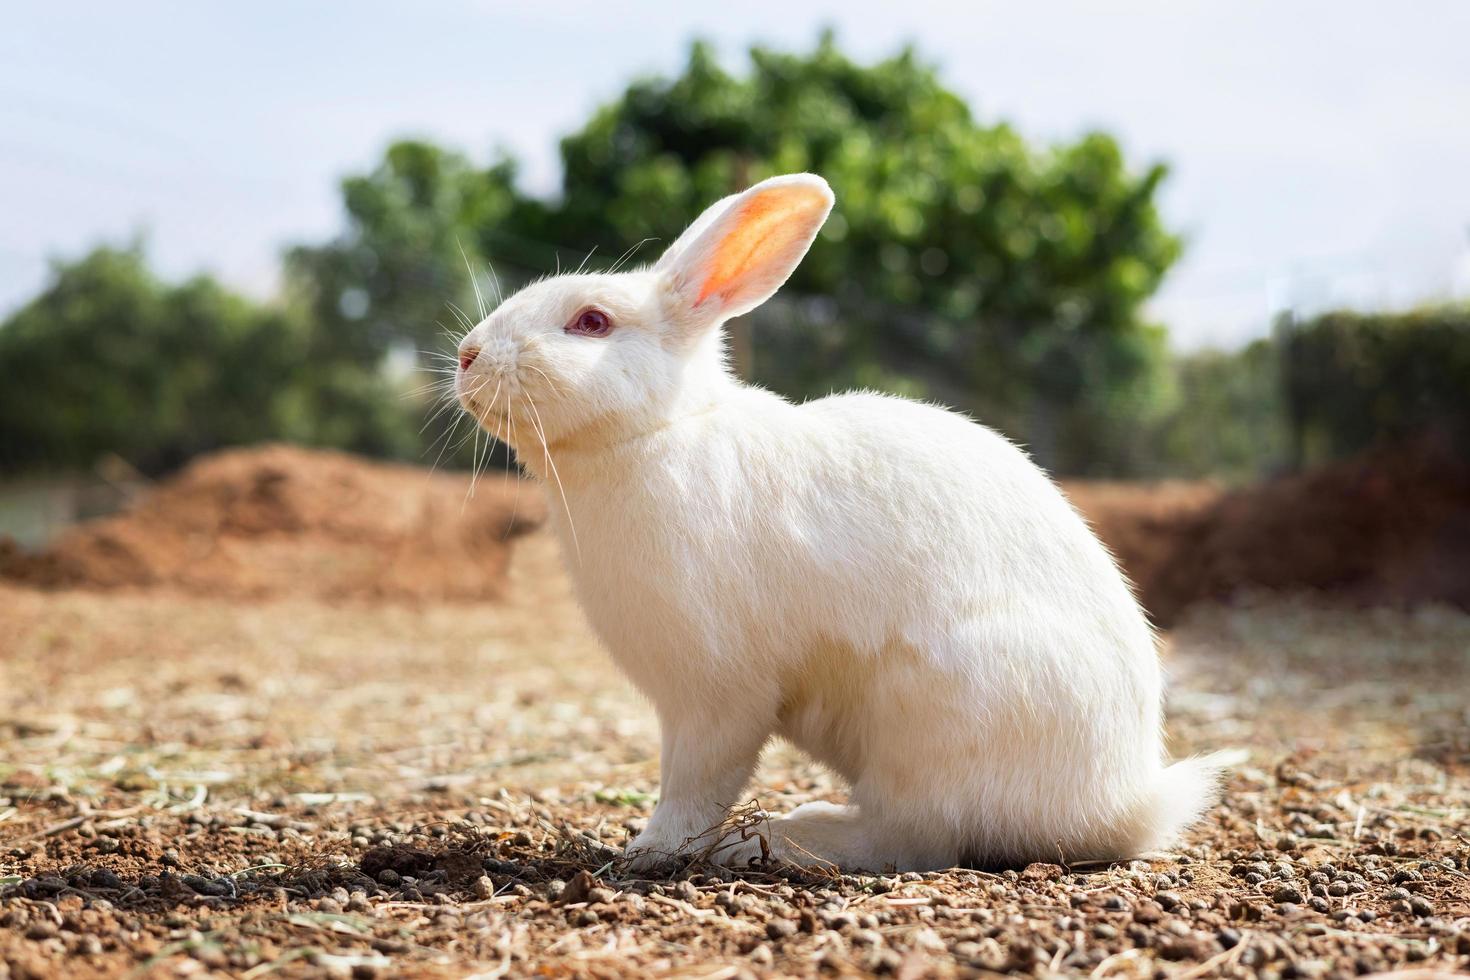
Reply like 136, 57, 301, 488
454, 173, 1222, 872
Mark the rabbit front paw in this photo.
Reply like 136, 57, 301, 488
621, 828, 690, 872
622, 811, 771, 872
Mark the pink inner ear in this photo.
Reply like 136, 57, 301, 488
696, 186, 826, 306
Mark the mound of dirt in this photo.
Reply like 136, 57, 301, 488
1068, 436, 1470, 625
5, 438, 1463, 619
0, 444, 546, 601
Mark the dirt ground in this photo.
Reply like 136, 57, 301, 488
3, 483, 1470, 977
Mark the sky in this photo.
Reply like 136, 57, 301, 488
4, 1, 1469, 349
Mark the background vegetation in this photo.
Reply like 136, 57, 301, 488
2, 37, 1465, 479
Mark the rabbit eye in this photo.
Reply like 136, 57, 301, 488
567, 308, 612, 337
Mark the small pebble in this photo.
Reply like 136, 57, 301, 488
1273, 885, 1304, 905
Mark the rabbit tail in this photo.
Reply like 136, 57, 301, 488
1125, 751, 1239, 854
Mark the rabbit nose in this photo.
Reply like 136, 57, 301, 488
459, 346, 480, 372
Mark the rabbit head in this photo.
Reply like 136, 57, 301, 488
455, 173, 833, 452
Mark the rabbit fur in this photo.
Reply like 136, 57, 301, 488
454, 173, 1222, 872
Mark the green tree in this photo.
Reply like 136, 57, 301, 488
0, 245, 414, 473
285, 141, 529, 363
0, 246, 296, 472
1151, 340, 1288, 480
283, 141, 531, 467
1281, 306, 1470, 466
292, 36, 1183, 474
3, 37, 1189, 478
545, 36, 1183, 473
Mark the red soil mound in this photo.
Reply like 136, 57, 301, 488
4, 439, 1464, 620
0, 444, 546, 602
1068, 437, 1470, 625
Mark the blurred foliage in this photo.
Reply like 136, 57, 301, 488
0, 245, 295, 472
541, 36, 1183, 474
1149, 340, 1288, 480
271, 37, 1183, 474
281, 142, 529, 469
285, 143, 526, 364
1281, 306, 1470, 466
0, 245, 415, 473
2, 36, 1460, 481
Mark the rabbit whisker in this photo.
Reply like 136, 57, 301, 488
574, 245, 597, 276
449, 379, 502, 470
409, 363, 459, 380
446, 301, 477, 332
425, 407, 468, 477
462, 427, 483, 509
403, 372, 460, 399
433, 370, 491, 422
437, 320, 471, 347
523, 391, 579, 562
439, 379, 497, 478
485, 262, 503, 306
422, 345, 464, 362
428, 374, 495, 474
504, 393, 524, 531
465, 374, 512, 508
418, 390, 467, 434
608, 237, 656, 274
523, 364, 566, 398
457, 238, 487, 320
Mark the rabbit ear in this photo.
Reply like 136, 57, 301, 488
656, 174, 834, 330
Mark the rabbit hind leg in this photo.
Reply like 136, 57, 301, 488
727, 801, 956, 873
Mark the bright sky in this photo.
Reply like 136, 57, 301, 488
5, 1, 1469, 349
